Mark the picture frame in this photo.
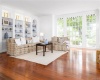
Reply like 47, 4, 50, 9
2, 18, 9, 26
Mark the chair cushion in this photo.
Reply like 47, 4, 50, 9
52, 37, 58, 42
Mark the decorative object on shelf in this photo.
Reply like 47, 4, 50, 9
25, 22, 30, 27
2, 17, 13, 40
2, 18, 9, 26
20, 25, 22, 27
4, 32, 9, 39
2, 27, 4, 30
32, 19, 37, 37
2, 17, 13, 26
15, 34, 22, 37
9, 28, 12, 31
25, 29, 27, 33
33, 29, 36, 32
33, 25, 36, 28
15, 20, 23, 38
2, 27, 13, 32
9, 22, 12, 25
20, 30, 22, 33
25, 21, 31, 38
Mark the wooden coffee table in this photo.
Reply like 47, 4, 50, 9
36, 42, 53, 56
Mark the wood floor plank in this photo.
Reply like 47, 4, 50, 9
0, 48, 100, 80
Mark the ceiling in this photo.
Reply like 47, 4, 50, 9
1, 0, 100, 16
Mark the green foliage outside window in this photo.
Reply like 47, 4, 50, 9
66, 16, 82, 45
57, 14, 96, 47
86, 14, 96, 47
57, 18, 64, 37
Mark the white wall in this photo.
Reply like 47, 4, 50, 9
39, 15, 53, 41
0, 6, 2, 53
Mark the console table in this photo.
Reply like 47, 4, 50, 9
36, 42, 53, 56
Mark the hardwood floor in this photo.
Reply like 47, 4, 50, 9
0, 48, 100, 80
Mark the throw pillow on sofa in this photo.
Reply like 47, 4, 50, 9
15, 39, 22, 46
32, 37, 40, 43
58, 37, 63, 43
20, 37, 26, 45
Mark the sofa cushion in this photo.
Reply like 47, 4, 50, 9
28, 44, 35, 47
27, 39, 33, 44
58, 37, 63, 43
22, 44, 29, 48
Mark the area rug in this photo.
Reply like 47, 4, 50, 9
12, 51, 66, 65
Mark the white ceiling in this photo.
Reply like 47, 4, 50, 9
1, 0, 100, 16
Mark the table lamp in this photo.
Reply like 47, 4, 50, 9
40, 32, 44, 42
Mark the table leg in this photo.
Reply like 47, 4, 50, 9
43, 46, 45, 56
45, 45, 46, 52
36, 45, 38, 55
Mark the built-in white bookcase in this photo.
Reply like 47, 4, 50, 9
2, 17, 13, 52
32, 19, 37, 37
0, 6, 39, 52
2, 17, 13, 40
15, 20, 23, 38
25, 21, 31, 38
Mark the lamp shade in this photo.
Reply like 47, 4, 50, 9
40, 33, 44, 36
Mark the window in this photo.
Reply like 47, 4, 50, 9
86, 14, 96, 47
66, 16, 82, 46
57, 18, 64, 37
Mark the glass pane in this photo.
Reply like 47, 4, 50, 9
86, 14, 96, 47
57, 18, 64, 36
66, 16, 82, 46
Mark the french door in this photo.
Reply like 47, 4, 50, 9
57, 10, 98, 49
83, 11, 98, 49
66, 16, 82, 47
